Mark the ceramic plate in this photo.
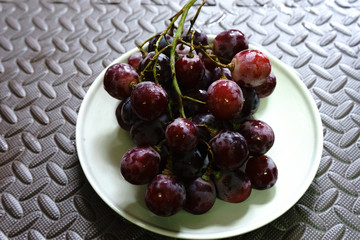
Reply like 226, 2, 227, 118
76, 38, 323, 239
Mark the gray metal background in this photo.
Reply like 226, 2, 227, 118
0, 0, 360, 239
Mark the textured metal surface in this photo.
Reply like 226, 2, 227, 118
0, 0, 359, 239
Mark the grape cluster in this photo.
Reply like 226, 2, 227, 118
103, 0, 278, 217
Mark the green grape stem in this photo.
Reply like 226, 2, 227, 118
170, 0, 198, 119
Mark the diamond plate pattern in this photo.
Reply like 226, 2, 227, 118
0, 0, 360, 239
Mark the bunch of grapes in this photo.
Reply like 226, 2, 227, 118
103, 0, 278, 217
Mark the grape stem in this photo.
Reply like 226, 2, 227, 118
185, 0, 207, 41
199, 48, 234, 70
182, 95, 206, 104
170, 0, 198, 119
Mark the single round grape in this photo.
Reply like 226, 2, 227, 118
148, 34, 173, 56
238, 87, 260, 118
138, 52, 171, 86
199, 49, 217, 71
120, 97, 140, 129
209, 130, 249, 170
245, 155, 278, 190
130, 81, 168, 121
120, 146, 160, 185
127, 52, 142, 71
145, 174, 186, 216
212, 67, 233, 81
183, 89, 208, 117
238, 120, 274, 156
254, 71, 277, 98
130, 120, 165, 146
213, 29, 249, 62
172, 148, 206, 181
165, 118, 199, 153
103, 63, 139, 100
181, 26, 209, 46
184, 177, 216, 214
192, 113, 223, 141
115, 101, 131, 131
175, 53, 205, 89
207, 79, 244, 120
195, 68, 213, 90
231, 49, 271, 88
214, 168, 252, 203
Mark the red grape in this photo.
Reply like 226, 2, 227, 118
254, 71, 277, 98
130, 120, 165, 146
145, 174, 186, 216
138, 51, 171, 86
115, 101, 131, 131
172, 148, 206, 181
245, 155, 278, 190
184, 177, 216, 214
209, 130, 249, 170
238, 120, 274, 156
165, 118, 199, 153
214, 168, 252, 203
231, 49, 271, 88
213, 29, 249, 62
175, 53, 205, 89
148, 33, 173, 56
181, 26, 209, 46
130, 81, 168, 121
120, 97, 140, 129
127, 52, 142, 71
103, 63, 139, 100
120, 146, 160, 185
207, 79, 244, 120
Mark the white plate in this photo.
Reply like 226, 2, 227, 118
76, 38, 323, 239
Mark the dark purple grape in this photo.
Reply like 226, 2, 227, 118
212, 67, 233, 81
120, 97, 140, 128
231, 49, 271, 88
183, 89, 208, 117
115, 101, 131, 131
138, 52, 171, 86
148, 34, 173, 56
195, 68, 213, 90
184, 177, 216, 214
145, 174, 186, 216
103, 63, 139, 100
128, 52, 143, 71
213, 29, 249, 62
165, 118, 199, 153
207, 79, 244, 120
254, 71, 277, 98
130, 81, 168, 121
121, 146, 160, 185
172, 148, 205, 181
245, 155, 278, 190
130, 120, 165, 146
181, 26, 209, 46
192, 113, 223, 141
238, 120, 274, 156
175, 53, 205, 89
199, 49, 217, 71
214, 168, 252, 203
239, 87, 260, 117
209, 130, 249, 170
